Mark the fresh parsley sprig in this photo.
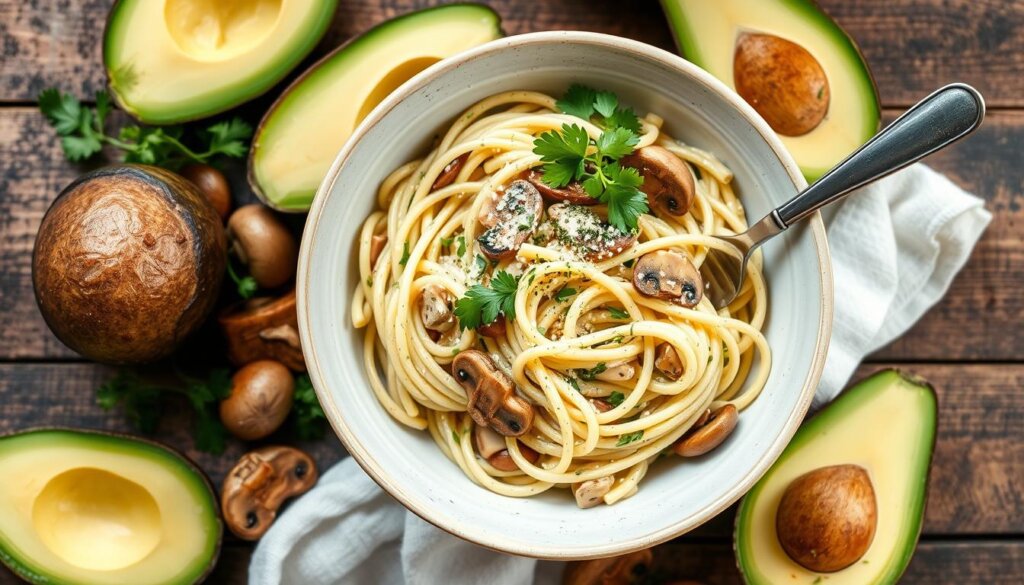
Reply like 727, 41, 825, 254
453, 271, 520, 329
533, 122, 648, 232
38, 88, 252, 168
557, 84, 642, 132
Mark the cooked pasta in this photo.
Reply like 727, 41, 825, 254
351, 89, 769, 507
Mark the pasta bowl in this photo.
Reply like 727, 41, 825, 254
297, 31, 832, 559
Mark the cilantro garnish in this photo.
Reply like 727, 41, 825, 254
607, 391, 625, 407
453, 270, 520, 329
38, 88, 251, 168
616, 430, 644, 446
607, 307, 629, 320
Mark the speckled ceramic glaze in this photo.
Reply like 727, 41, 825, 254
297, 32, 832, 559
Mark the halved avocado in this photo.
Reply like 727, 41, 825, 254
0, 429, 221, 585
661, 0, 881, 181
735, 370, 937, 584
104, 0, 339, 124
248, 4, 503, 211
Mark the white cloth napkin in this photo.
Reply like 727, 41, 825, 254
250, 164, 990, 585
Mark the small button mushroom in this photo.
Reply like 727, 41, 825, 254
655, 343, 684, 380
632, 250, 703, 307
432, 153, 469, 190
621, 146, 695, 218
180, 163, 232, 220
477, 180, 544, 260
674, 404, 739, 457
594, 360, 636, 383
219, 289, 305, 371
487, 446, 539, 472
477, 314, 507, 338
220, 360, 295, 441
573, 475, 615, 509
452, 350, 534, 437
221, 446, 317, 540
589, 398, 614, 413
521, 169, 595, 205
369, 234, 387, 269
563, 549, 655, 585
547, 203, 637, 261
227, 204, 298, 289
420, 285, 456, 332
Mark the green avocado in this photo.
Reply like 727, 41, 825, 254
660, 0, 881, 181
0, 429, 221, 585
104, 0, 339, 124
735, 370, 937, 584
248, 4, 503, 212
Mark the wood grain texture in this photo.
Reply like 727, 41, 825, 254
3, 1, 1023, 107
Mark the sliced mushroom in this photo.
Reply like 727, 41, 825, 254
674, 404, 739, 457
589, 398, 614, 413
474, 424, 507, 459
594, 360, 636, 383
547, 203, 637, 261
369, 234, 387, 269
221, 446, 317, 540
487, 443, 540, 472
220, 289, 305, 371
572, 475, 615, 509
420, 285, 456, 332
477, 180, 544, 260
563, 549, 655, 585
227, 204, 298, 288
621, 146, 695, 218
432, 153, 469, 190
477, 315, 507, 338
632, 250, 703, 307
655, 343, 684, 380
452, 350, 534, 436
521, 169, 595, 205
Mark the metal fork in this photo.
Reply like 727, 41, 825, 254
702, 83, 986, 309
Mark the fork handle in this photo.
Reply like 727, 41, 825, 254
773, 83, 985, 227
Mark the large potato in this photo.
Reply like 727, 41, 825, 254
33, 164, 226, 363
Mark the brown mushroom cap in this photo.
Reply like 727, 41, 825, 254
632, 250, 703, 307
674, 404, 739, 457
219, 289, 305, 371
563, 549, 654, 585
180, 163, 232, 220
488, 443, 540, 472
521, 169, 596, 205
655, 343, 684, 380
432, 153, 470, 191
621, 146, 695, 218
547, 203, 637, 261
220, 360, 295, 441
452, 350, 534, 436
369, 234, 388, 269
477, 315, 507, 338
734, 33, 830, 137
477, 180, 544, 260
226, 204, 298, 288
221, 446, 317, 540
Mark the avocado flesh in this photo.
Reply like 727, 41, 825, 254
104, 0, 338, 124
249, 4, 503, 211
661, 0, 881, 181
735, 370, 937, 584
0, 430, 221, 585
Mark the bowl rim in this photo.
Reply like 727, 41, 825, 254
297, 30, 834, 559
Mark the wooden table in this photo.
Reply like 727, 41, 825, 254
1, 1, 1021, 583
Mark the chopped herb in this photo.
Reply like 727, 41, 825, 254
440, 235, 455, 247
564, 376, 582, 393
607, 391, 625, 407
537, 326, 546, 335
399, 241, 411, 265
607, 306, 629, 320
555, 84, 642, 132
575, 363, 607, 381
456, 235, 467, 256
812, 578, 823, 584
453, 270, 520, 329
365, 276, 373, 287
452, 430, 461, 445
554, 287, 577, 302
474, 254, 487, 274
616, 430, 644, 446
451, 348, 459, 356
817, 86, 825, 100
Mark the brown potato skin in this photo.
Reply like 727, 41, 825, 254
734, 33, 830, 137
32, 165, 226, 364
776, 464, 878, 572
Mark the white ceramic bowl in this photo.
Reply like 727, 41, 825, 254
298, 31, 832, 559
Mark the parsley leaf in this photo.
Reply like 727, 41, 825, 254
440, 235, 454, 247
291, 374, 327, 440
453, 271, 520, 329
607, 307, 629, 320
601, 164, 649, 233
456, 235, 467, 257
534, 123, 589, 188
399, 241, 411, 266
596, 126, 640, 160
555, 85, 642, 132
593, 90, 618, 118
564, 375, 582, 393
204, 118, 253, 159
607, 391, 626, 407
556, 84, 598, 120
96, 371, 161, 433
616, 430, 644, 446
575, 363, 607, 381
554, 287, 577, 302
604, 106, 642, 133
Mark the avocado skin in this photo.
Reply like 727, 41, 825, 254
0, 428, 222, 585
734, 370, 938, 585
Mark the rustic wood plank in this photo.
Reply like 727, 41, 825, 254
2, 107, 1018, 360
2, 1, 1022, 107
0, 363, 1020, 535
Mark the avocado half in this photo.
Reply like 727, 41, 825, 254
248, 3, 503, 212
0, 429, 222, 585
660, 0, 881, 181
735, 370, 937, 584
104, 0, 339, 124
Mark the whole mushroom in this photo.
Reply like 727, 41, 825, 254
221, 446, 317, 540
220, 360, 294, 441
632, 250, 703, 307
227, 204, 298, 289
180, 163, 232, 220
